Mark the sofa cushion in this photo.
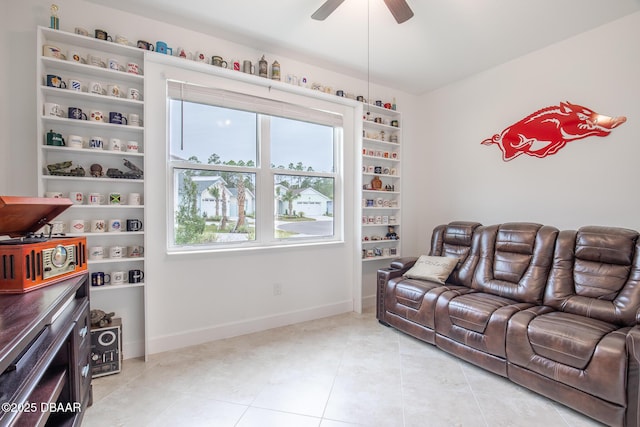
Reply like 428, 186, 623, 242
473, 223, 558, 304
527, 311, 617, 370
430, 221, 482, 287
394, 279, 436, 310
544, 227, 640, 326
403, 255, 459, 284
448, 292, 519, 333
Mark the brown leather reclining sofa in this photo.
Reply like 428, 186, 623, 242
377, 221, 640, 426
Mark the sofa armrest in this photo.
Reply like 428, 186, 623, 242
626, 325, 640, 426
389, 256, 418, 272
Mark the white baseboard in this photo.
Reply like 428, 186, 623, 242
148, 300, 353, 355
362, 294, 377, 310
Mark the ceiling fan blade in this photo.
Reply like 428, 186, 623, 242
383, 0, 414, 23
311, 0, 346, 20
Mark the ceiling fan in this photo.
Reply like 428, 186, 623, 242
312, 0, 414, 24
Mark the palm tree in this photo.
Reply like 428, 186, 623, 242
278, 188, 300, 217
207, 185, 220, 217
220, 190, 228, 230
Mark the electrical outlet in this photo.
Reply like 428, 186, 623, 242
273, 283, 283, 296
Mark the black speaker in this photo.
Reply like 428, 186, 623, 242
90, 317, 122, 378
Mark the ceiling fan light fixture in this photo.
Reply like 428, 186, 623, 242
311, 0, 414, 23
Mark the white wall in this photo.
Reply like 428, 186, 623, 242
2, 0, 417, 355
415, 12, 640, 247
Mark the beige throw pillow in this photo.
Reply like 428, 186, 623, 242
403, 255, 459, 284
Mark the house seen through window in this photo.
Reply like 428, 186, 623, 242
168, 83, 341, 250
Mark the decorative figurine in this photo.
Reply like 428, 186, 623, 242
90, 163, 103, 177
371, 176, 382, 190
50, 4, 59, 30
271, 60, 280, 81
90, 309, 115, 328
258, 55, 268, 78
386, 226, 398, 240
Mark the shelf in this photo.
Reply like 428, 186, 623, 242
363, 154, 399, 163
69, 204, 144, 209
362, 207, 400, 211
363, 137, 400, 147
363, 255, 400, 262
363, 172, 400, 179
88, 257, 145, 265
363, 223, 400, 227
67, 231, 144, 237
362, 120, 400, 131
41, 86, 144, 107
41, 27, 145, 60
41, 56, 145, 83
362, 189, 400, 195
42, 175, 143, 184
362, 240, 400, 245
42, 145, 144, 157
90, 282, 144, 292
42, 115, 144, 133
361, 103, 401, 117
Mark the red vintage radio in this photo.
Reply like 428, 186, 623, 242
0, 196, 87, 293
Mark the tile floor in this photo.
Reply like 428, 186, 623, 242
83, 309, 603, 427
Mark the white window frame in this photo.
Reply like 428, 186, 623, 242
167, 79, 347, 253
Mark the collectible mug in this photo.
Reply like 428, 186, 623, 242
127, 193, 141, 205
89, 246, 104, 260
111, 271, 127, 285
127, 245, 144, 258
44, 102, 64, 117
107, 84, 121, 97
90, 219, 106, 232
74, 27, 89, 36
109, 245, 124, 258
127, 88, 140, 100
109, 112, 127, 125
128, 113, 140, 126
87, 54, 105, 68
128, 269, 144, 283
88, 193, 105, 205
68, 79, 83, 92
42, 45, 65, 59
49, 220, 65, 234
108, 138, 122, 151
69, 219, 88, 233
136, 40, 154, 51
90, 110, 105, 122
196, 52, 209, 63
94, 29, 112, 41
115, 35, 129, 45
91, 272, 110, 286
127, 62, 140, 74
46, 74, 66, 88
126, 140, 139, 152
68, 135, 84, 148
212, 56, 227, 68
68, 51, 85, 63
176, 47, 192, 59
46, 130, 64, 146
109, 192, 122, 205
108, 58, 123, 71
68, 191, 84, 204
68, 107, 87, 120
156, 41, 172, 55
126, 219, 143, 231
89, 82, 105, 95
108, 219, 122, 232
89, 136, 104, 149
44, 191, 63, 198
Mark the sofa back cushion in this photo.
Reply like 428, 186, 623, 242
472, 223, 558, 304
544, 226, 640, 326
429, 221, 482, 287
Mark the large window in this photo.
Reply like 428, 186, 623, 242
168, 82, 343, 250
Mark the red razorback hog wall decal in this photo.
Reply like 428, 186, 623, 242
481, 102, 626, 161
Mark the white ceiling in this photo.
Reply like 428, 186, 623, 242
87, 0, 640, 94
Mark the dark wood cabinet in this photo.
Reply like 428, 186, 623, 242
0, 274, 91, 426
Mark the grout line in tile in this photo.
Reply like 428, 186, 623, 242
460, 360, 491, 427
